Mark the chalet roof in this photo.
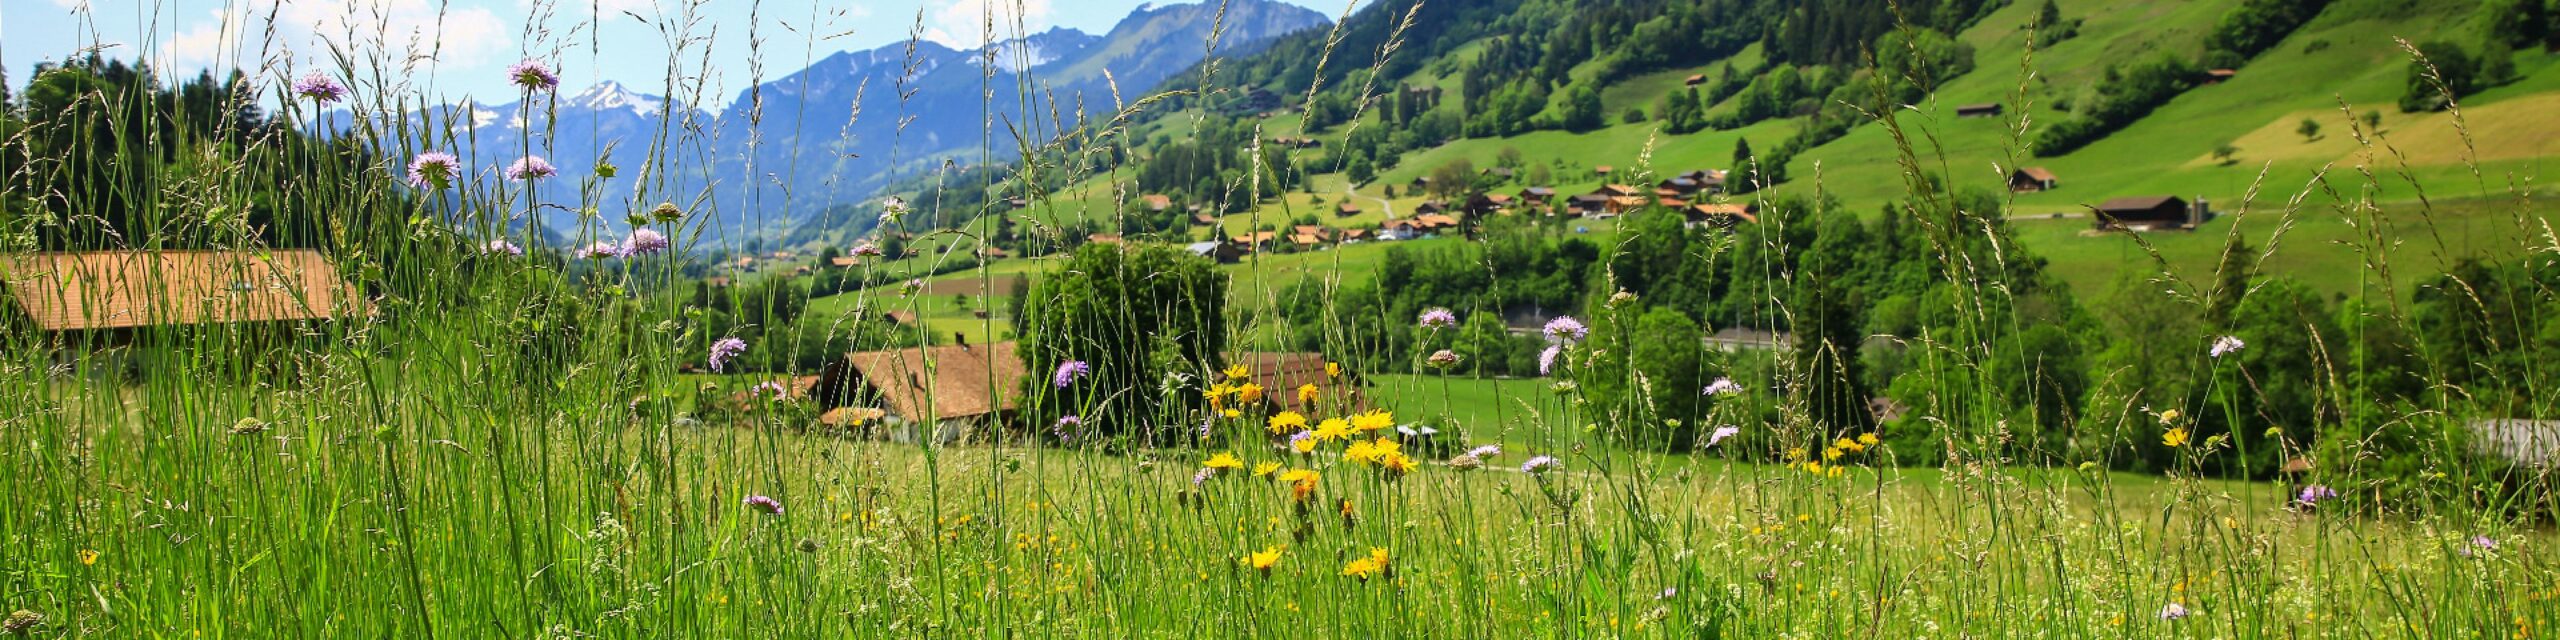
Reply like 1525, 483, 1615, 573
1192, 214, 1221, 225
1234, 231, 1277, 244
2095, 195, 2185, 213
1594, 165, 1614, 174
0, 250, 370, 331
2015, 166, 2060, 182
1413, 214, 1461, 228
830, 256, 860, 267
1141, 194, 1174, 211
1520, 186, 1556, 196
1237, 352, 1350, 408
1289, 233, 1323, 245
840, 342, 1027, 420
1291, 225, 1332, 237
1336, 201, 1362, 213
1087, 233, 1125, 245
1595, 184, 1642, 197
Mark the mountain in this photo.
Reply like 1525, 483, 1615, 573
336, 81, 710, 222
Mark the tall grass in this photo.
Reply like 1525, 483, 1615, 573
2, 0, 2555, 636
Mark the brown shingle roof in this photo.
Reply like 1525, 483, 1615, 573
839, 342, 1027, 420
1, 250, 370, 331
2016, 166, 2059, 182
1238, 352, 1354, 408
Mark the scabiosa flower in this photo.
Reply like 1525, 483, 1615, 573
507, 59, 560, 92
2157, 603, 2190, 620
1418, 307, 1458, 329
1427, 349, 1462, 369
506, 156, 557, 181
1467, 444, 1503, 459
1051, 415, 1084, 443
1521, 455, 1561, 475
852, 242, 883, 257
649, 202, 684, 222
1052, 360, 1091, 388
1543, 316, 1588, 343
1192, 468, 1217, 487
708, 337, 748, 372
1708, 425, 1741, 447
901, 278, 925, 296
743, 495, 784, 516
481, 239, 524, 257
292, 71, 349, 104
1538, 344, 1563, 375
2210, 335, 2246, 358
1448, 454, 1484, 470
1701, 377, 1743, 396
407, 151, 462, 189
2461, 535, 2498, 557
622, 228, 670, 255
579, 242, 623, 259
879, 196, 910, 224
1286, 430, 1315, 455
750, 380, 789, 400
2295, 484, 2339, 506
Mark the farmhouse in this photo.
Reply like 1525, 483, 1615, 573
1593, 165, 1613, 177
1235, 351, 1361, 409
1185, 241, 1245, 263
2204, 68, 2237, 84
1517, 186, 1556, 203
1955, 103, 2003, 118
1, 250, 371, 334
1086, 233, 1125, 246
1465, 193, 1513, 214
1192, 213, 1220, 226
1141, 194, 1174, 212
2091, 195, 2208, 231
1233, 231, 1278, 249
1684, 73, 1707, 86
1412, 214, 1462, 231
1335, 201, 1362, 217
829, 256, 860, 268
806, 341, 1028, 442
1567, 194, 1612, 216
1291, 225, 1334, 241
2009, 166, 2060, 192
1413, 200, 1448, 215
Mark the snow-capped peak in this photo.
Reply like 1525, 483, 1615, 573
570, 81, 665, 117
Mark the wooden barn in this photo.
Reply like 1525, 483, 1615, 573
2009, 167, 2060, 192
1, 250, 371, 334
2091, 195, 2207, 231
805, 341, 1029, 443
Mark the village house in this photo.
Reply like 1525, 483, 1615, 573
1186, 240, 1246, 263
2204, 68, 2238, 84
1, 250, 372, 336
1412, 200, 1448, 215
805, 341, 1029, 443
1291, 225, 1334, 241
2090, 195, 2209, 231
1684, 73, 1707, 86
1335, 201, 1362, 217
1954, 103, 2004, 118
1517, 186, 1556, 204
829, 256, 860, 269
1141, 194, 1175, 213
1232, 231, 1278, 250
1234, 352, 1362, 410
2009, 166, 2060, 192
1192, 213, 1221, 226
1593, 165, 1614, 177
1465, 193, 1513, 215
1685, 203, 1760, 229
1086, 233, 1125, 246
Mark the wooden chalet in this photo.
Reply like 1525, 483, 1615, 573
1684, 74, 1708, 86
2204, 68, 2237, 84
2009, 166, 2060, 192
806, 341, 1029, 442
1335, 201, 1362, 217
2090, 195, 2205, 231
1465, 193, 1514, 214
1236, 352, 1360, 410
1141, 194, 1174, 212
1086, 233, 1125, 246
1954, 103, 2004, 118
1412, 200, 1448, 215
1186, 241, 1246, 263
1517, 186, 1557, 203
1685, 203, 1760, 228
1, 250, 371, 334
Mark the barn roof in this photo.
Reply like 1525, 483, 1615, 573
0, 250, 369, 331
841, 342, 1027, 420
2095, 195, 2184, 212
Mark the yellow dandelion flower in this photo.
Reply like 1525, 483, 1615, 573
1835, 437, 1863, 453
1253, 462, 1282, 477
1222, 408, 1242, 419
1238, 382, 1266, 403
1805, 461, 1824, 474
1326, 361, 1342, 378
1827, 466, 1844, 478
78, 549, 99, 566
1785, 447, 1808, 462
1296, 384, 1320, 405
1857, 433, 1880, 446
1822, 447, 1843, 461
1224, 363, 1251, 380
1349, 409, 1395, 432
1368, 547, 1391, 570
1267, 411, 1309, 434
2163, 427, 2191, 448
1278, 469, 1320, 485
1344, 440, 1380, 464
1204, 453, 1244, 470
1291, 434, 1318, 453
2159, 408, 2182, 424
1342, 558, 1382, 580
1381, 452, 1416, 475
1243, 546, 1283, 573
1313, 418, 1354, 442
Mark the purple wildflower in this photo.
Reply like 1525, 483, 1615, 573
750, 380, 789, 400
506, 156, 557, 181
1542, 316, 1587, 343
2210, 335, 2245, 358
743, 495, 783, 516
2460, 535, 2497, 557
2157, 603, 2189, 620
1052, 360, 1091, 388
1287, 430, 1314, 454
1418, 307, 1458, 329
1538, 344, 1563, 375
708, 337, 748, 372
507, 59, 560, 92
901, 279, 925, 296
622, 228, 671, 255
481, 239, 524, 257
1708, 425, 1740, 447
852, 242, 883, 257
406, 151, 461, 189
292, 71, 349, 104
1466, 444, 1502, 459
1521, 455, 1560, 475
1192, 468, 1217, 487
1701, 377, 1743, 396
2295, 484, 2339, 506
579, 242, 623, 259
1052, 415, 1084, 443
1656, 587, 1677, 600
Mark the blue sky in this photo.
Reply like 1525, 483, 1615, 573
4, 0, 1342, 110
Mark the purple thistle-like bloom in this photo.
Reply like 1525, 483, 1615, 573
292, 71, 349, 104
481, 239, 524, 257
1192, 468, 1218, 487
1656, 587, 1677, 600
852, 242, 883, 257
579, 242, 624, 259
750, 380, 790, 400
506, 156, 557, 181
1542, 316, 1587, 343
743, 495, 784, 516
1287, 430, 1314, 454
1418, 307, 1459, 329
2461, 535, 2498, 557
1052, 415, 1084, 443
1052, 360, 1091, 388
1701, 377, 1743, 396
1708, 425, 1741, 447
2210, 335, 2246, 358
2157, 603, 2190, 620
708, 337, 748, 372
1538, 344, 1563, 375
2295, 484, 2339, 505
406, 151, 461, 189
1521, 455, 1560, 474
1466, 444, 1503, 459
622, 228, 671, 255
507, 59, 560, 92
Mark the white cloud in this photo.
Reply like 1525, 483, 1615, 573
164, 0, 511, 82
921, 0, 1054, 49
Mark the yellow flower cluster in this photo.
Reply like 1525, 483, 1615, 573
1789, 433, 1881, 477
1341, 547, 1392, 581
